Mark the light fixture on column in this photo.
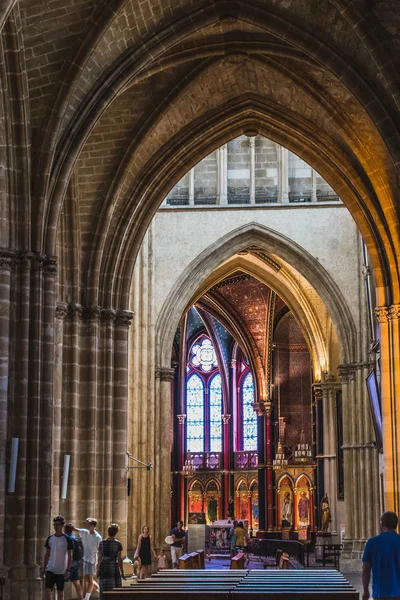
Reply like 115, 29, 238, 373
8, 437, 19, 493
294, 366, 312, 464
61, 454, 70, 499
182, 453, 197, 478
273, 441, 288, 471
273, 355, 287, 471
126, 452, 152, 471
294, 430, 313, 464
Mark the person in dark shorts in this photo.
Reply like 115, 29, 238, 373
64, 522, 84, 599
170, 521, 186, 567
362, 511, 400, 600
41, 515, 73, 600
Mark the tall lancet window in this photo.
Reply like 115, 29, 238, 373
186, 336, 222, 452
242, 371, 257, 450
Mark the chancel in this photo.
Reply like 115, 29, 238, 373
1, 1, 400, 598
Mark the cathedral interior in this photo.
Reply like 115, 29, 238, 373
1, 0, 400, 597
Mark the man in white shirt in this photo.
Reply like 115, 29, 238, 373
73, 517, 102, 600
41, 515, 73, 600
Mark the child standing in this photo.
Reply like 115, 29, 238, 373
157, 549, 167, 571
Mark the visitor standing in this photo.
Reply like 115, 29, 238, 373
170, 521, 186, 567
41, 515, 73, 600
157, 548, 167, 571
74, 517, 102, 600
229, 520, 238, 558
97, 523, 125, 600
362, 511, 400, 600
134, 525, 156, 579
64, 523, 84, 599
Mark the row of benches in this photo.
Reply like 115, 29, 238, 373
103, 568, 359, 599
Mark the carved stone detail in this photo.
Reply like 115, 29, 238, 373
222, 414, 231, 424
101, 308, 116, 322
338, 364, 356, 384
375, 306, 390, 323
68, 303, 83, 318
177, 414, 186, 424
389, 304, 400, 321
43, 256, 57, 276
55, 302, 68, 320
0, 252, 14, 271
82, 305, 101, 321
115, 309, 134, 327
224, 52, 248, 64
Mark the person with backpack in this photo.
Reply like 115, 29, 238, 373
64, 523, 84, 599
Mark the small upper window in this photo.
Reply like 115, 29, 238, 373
190, 337, 218, 372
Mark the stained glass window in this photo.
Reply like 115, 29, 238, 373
187, 373, 204, 452
242, 371, 257, 451
209, 374, 222, 452
190, 337, 218, 372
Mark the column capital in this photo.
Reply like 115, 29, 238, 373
55, 302, 68, 320
67, 302, 83, 318
337, 364, 356, 383
177, 414, 186, 424
375, 306, 390, 323
0, 248, 15, 271
115, 309, 134, 327
222, 414, 231, 424
81, 305, 101, 321
389, 304, 400, 321
156, 367, 175, 382
101, 308, 116, 322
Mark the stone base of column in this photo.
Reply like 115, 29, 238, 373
4, 564, 43, 600
339, 539, 366, 572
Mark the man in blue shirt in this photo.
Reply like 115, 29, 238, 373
362, 511, 400, 599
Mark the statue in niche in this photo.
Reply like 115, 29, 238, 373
298, 491, 310, 525
227, 497, 235, 518
252, 497, 259, 521
320, 494, 332, 532
207, 494, 218, 523
281, 491, 293, 527
240, 495, 248, 520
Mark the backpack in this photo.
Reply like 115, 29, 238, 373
72, 536, 83, 562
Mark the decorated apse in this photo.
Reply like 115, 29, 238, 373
171, 272, 320, 536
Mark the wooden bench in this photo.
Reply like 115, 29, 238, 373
178, 553, 194, 569
196, 548, 205, 568
230, 552, 245, 569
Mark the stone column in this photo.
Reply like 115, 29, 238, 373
249, 137, 256, 204
154, 367, 175, 548
188, 169, 195, 206
113, 310, 133, 552
338, 363, 379, 570
0, 252, 13, 587
5, 253, 31, 599
37, 257, 57, 558
376, 305, 400, 514
278, 146, 289, 203
311, 169, 317, 202
80, 305, 101, 518
217, 145, 228, 204
52, 302, 68, 517
317, 380, 342, 533
61, 303, 82, 522
98, 308, 117, 529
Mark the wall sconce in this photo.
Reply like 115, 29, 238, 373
61, 454, 70, 499
8, 437, 19, 493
